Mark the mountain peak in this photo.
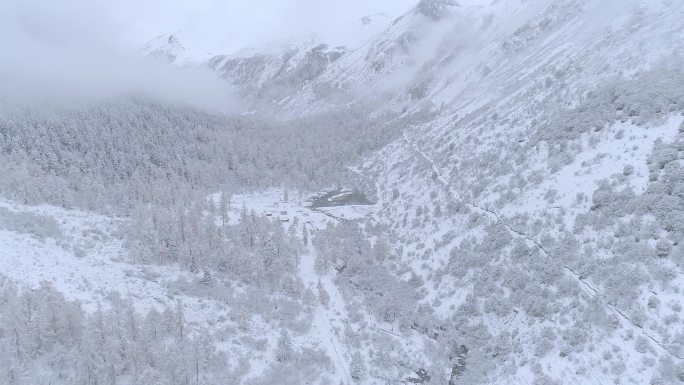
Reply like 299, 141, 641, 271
141, 33, 217, 64
141, 34, 185, 63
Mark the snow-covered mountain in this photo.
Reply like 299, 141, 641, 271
352, 0, 684, 383
206, 40, 346, 104
241, 0, 684, 382
141, 33, 217, 65
142, 12, 393, 105
2, 0, 684, 384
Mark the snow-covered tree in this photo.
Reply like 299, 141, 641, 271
277, 329, 293, 362
350, 352, 364, 381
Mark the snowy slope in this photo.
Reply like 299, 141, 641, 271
348, 0, 684, 383
0, 198, 228, 322
193, 0, 684, 381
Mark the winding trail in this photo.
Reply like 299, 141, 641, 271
298, 241, 353, 384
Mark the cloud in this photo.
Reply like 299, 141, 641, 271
111, 0, 419, 51
0, 0, 420, 111
0, 0, 237, 112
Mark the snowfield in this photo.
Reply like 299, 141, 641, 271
0, 198, 228, 324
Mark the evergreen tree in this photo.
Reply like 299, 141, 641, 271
189, 256, 199, 274
219, 191, 231, 227
200, 270, 214, 286
302, 223, 309, 246
276, 329, 292, 362
317, 279, 330, 306
350, 352, 364, 381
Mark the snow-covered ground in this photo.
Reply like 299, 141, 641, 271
214, 188, 431, 383
498, 114, 684, 226
297, 243, 354, 385
2, 0, 683, 383
0, 188, 385, 382
214, 188, 375, 230
0, 187, 371, 313
213, 188, 373, 382
0, 198, 226, 326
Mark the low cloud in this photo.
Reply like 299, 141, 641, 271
0, 0, 236, 112
113, 0, 419, 50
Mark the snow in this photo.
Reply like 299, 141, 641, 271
213, 188, 431, 383
0, 198, 226, 326
3, 0, 684, 383
297, 243, 353, 385
141, 33, 218, 65
502, 114, 684, 225
0, 191, 382, 382
212, 188, 374, 231
208, 188, 371, 382
0, 188, 384, 381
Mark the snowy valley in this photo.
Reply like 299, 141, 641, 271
1, 0, 684, 384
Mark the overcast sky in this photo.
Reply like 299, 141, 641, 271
109, 0, 418, 51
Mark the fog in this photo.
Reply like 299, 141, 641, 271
111, 0, 419, 50
0, 0, 235, 111
0, 0, 419, 111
